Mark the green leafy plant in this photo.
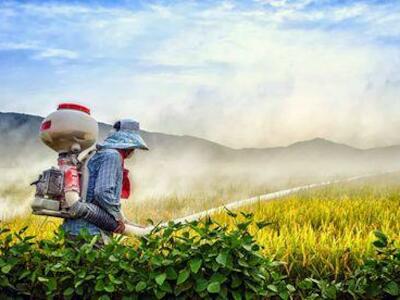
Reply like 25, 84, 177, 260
0, 212, 292, 299
343, 230, 400, 299
297, 230, 400, 299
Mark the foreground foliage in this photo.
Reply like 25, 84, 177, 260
0, 212, 399, 299
5, 179, 400, 282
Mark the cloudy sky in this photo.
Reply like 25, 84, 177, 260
0, 0, 399, 149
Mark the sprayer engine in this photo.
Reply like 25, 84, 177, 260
34, 168, 64, 199
31, 103, 98, 217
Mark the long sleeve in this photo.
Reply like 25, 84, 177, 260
93, 152, 123, 221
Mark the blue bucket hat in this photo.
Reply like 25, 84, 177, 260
98, 119, 149, 150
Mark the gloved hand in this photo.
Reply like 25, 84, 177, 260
114, 220, 126, 234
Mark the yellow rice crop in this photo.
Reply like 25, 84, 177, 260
214, 183, 400, 279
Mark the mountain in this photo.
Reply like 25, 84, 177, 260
1, 112, 400, 195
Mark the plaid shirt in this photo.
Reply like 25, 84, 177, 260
62, 148, 123, 236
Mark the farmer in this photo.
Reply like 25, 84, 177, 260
62, 119, 149, 245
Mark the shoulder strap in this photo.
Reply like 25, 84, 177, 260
80, 149, 97, 203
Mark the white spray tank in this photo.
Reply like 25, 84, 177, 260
39, 103, 98, 153
31, 103, 99, 217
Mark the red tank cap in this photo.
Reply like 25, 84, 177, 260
57, 103, 91, 115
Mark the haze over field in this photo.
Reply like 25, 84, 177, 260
1, 112, 400, 221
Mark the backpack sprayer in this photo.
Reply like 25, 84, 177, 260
31, 103, 151, 237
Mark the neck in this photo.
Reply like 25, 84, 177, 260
117, 149, 128, 160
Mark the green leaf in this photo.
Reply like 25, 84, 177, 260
109, 255, 118, 262
98, 296, 111, 300
240, 211, 254, 219
64, 287, 74, 296
224, 207, 237, 218
256, 220, 272, 230
18, 270, 31, 280
238, 259, 249, 268
95, 280, 105, 292
160, 281, 173, 293
245, 290, 254, 300
325, 286, 337, 299
374, 230, 387, 241
231, 275, 242, 289
207, 281, 221, 293
89, 235, 98, 247
366, 282, 381, 298
373, 240, 387, 248
298, 279, 313, 290
210, 273, 227, 284
286, 284, 296, 293
126, 281, 135, 292
151, 255, 163, 266
177, 269, 190, 285
373, 230, 388, 248
279, 291, 289, 300
0, 277, 10, 288
109, 274, 122, 285
38, 276, 49, 283
267, 284, 278, 293
155, 273, 167, 286
76, 282, 85, 294
216, 252, 228, 267
1, 265, 12, 274
189, 258, 202, 274
154, 290, 166, 299
237, 221, 252, 231
384, 282, 399, 296
195, 278, 208, 292
104, 284, 115, 293
47, 277, 57, 291
166, 267, 177, 280
136, 281, 147, 292
232, 290, 242, 300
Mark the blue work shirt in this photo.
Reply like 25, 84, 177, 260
62, 148, 123, 236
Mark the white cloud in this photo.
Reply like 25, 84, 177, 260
34, 48, 79, 60
0, 41, 38, 50
0, 1, 400, 148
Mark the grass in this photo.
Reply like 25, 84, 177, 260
1, 174, 400, 282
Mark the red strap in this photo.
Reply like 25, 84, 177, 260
118, 151, 131, 199
121, 168, 131, 199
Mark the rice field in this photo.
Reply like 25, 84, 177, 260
2, 174, 400, 281
215, 183, 400, 280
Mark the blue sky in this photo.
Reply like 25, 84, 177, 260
0, 0, 400, 148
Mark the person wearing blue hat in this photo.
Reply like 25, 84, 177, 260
100, 119, 149, 151
62, 119, 148, 245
